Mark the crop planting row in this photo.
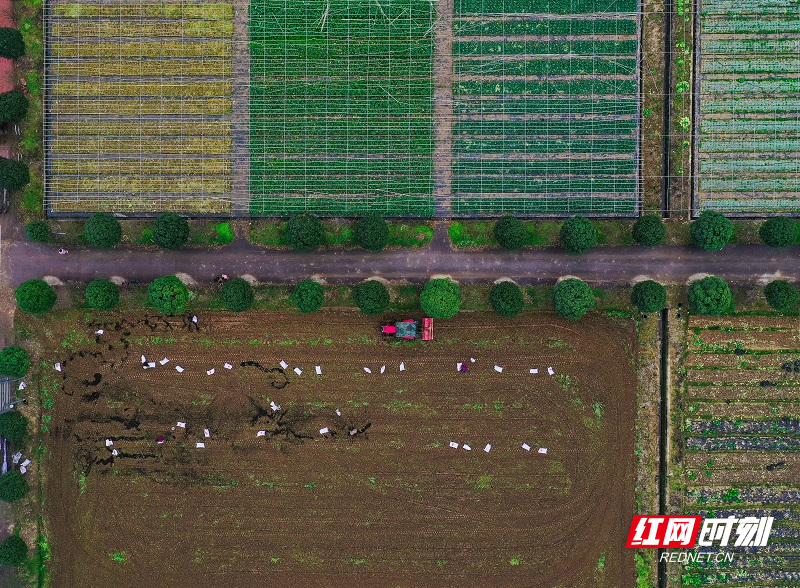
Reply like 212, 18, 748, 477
249, 0, 434, 216
50, 59, 231, 77
50, 158, 232, 176
51, 120, 230, 137
454, 0, 636, 14
681, 316, 800, 586
49, 196, 230, 214
46, 1, 233, 213
696, 0, 800, 214
49, 98, 232, 116
49, 20, 233, 38
452, 0, 639, 216
52, 40, 231, 58
51, 3, 233, 19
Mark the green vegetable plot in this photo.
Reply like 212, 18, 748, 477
696, 0, 800, 214
452, 0, 640, 215
249, 0, 434, 216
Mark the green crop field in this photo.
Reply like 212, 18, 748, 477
696, 0, 800, 214
451, 0, 640, 216
248, 0, 435, 216
679, 315, 800, 586
45, 1, 234, 214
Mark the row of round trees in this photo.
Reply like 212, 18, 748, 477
0, 27, 26, 126
14, 274, 800, 318
26, 212, 191, 249
26, 212, 796, 253
0, 28, 30, 214
285, 213, 393, 251
27, 213, 402, 252
0, 342, 33, 520
1, 23, 64, 546
493, 213, 799, 252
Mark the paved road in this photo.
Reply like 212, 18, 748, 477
7, 228, 798, 287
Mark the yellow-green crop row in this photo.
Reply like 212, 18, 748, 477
50, 81, 231, 98
50, 158, 232, 176
52, 41, 231, 58
49, 176, 229, 194
50, 20, 233, 39
51, 59, 230, 77
52, 120, 230, 137
49, 196, 231, 214
49, 137, 231, 155
49, 98, 232, 115
52, 3, 233, 20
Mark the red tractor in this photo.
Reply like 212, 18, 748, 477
381, 318, 433, 341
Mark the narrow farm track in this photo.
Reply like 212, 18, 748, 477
6, 236, 798, 287
433, 0, 455, 216
230, 0, 250, 215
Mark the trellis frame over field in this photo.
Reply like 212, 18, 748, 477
449, 0, 643, 217
43, 0, 236, 216
42, 0, 644, 218
693, 0, 800, 217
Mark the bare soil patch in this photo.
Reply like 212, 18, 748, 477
35, 310, 637, 588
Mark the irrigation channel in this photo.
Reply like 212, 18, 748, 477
658, 309, 669, 588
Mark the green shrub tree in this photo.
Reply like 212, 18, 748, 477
494, 216, 527, 250
291, 279, 324, 313
152, 213, 189, 249
688, 276, 732, 315
84, 213, 121, 248
0, 472, 28, 502
355, 215, 389, 251
15, 279, 56, 314
0, 157, 29, 190
560, 215, 597, 254
691, 211, 732, 251
0, 90, 27, 124
0, 411, 27, 441
490, 281, 524, 317
759, 217, 797, 248
0, 29, 24, 59
764, 280, 799, 312
631, 280, 667, 313
220, 277, 254, 312
286, 213, 324, 250
147, 276, 190, 315
85, 279, 119, 310
0, 346, 29, 378
0, 535, 27, 566
420, 278, 461, 319
354, 280, 390, 315
553, 278, 595, 320
632, 215, 666, 246
24, 220, 50, 243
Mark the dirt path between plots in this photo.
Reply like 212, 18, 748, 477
36, 310, 637, 588
433, 0, 454, 216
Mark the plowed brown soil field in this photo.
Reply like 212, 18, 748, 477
36, 310, 637, 588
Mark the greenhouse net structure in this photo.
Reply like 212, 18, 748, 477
451, 0, 641, 216
44, 0, 235, 214
43, 0, 643, 217
248, 0, 436, 216
694, 0, 800, 215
